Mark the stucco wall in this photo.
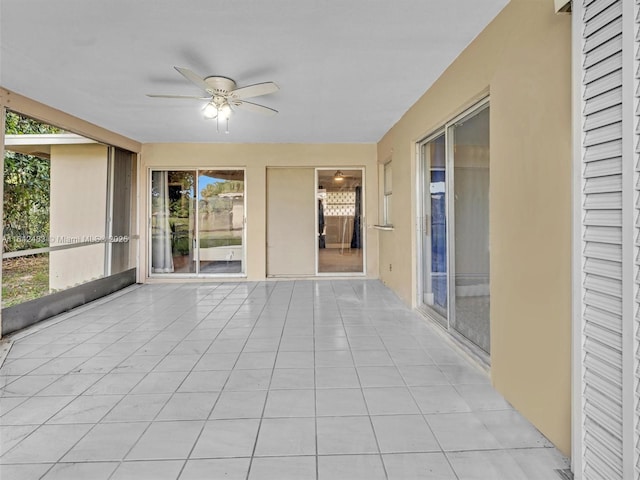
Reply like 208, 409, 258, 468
49, 143, 108, 290
377, 0, 572, 455
140, 143, 378, 281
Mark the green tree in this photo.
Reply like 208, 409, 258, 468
4, 111, 61, 251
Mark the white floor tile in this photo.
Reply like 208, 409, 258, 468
411, 385, 472, 414
317, 416, 378, 455
248, 456, 316, 480
110, 460, 185, 480
254, 418, 316, 456
318, 454, 386, 480
180, 458, 250, 480
383, 452, 457, 479
62, 422, 147, 462
40, 461, 119, 480
371, 415, 440, 453
191, 419, 260, 458
264, 389, 315, 418
127, 420, 204, 460
210, 390, 267, 419
315, 388, 368, 416
426, 413, 501, 451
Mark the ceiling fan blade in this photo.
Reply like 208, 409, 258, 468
174, 66, 212, 93
234, 100, 278, 116
146, 94, 210, 99
230, 82, 279, 100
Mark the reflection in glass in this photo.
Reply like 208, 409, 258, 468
151, 170, 195, 274
317, 169, 364, 273
451, 106, 490, 353
421, 134, 448, 321
198, 170, 244, 274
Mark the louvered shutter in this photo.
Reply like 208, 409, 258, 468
634, 2, 640, 478
580, 0, 625, 479
576, 0, 639, 479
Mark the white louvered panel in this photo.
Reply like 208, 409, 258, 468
585, 304, 625, 334
585, 52, 623, 84
584, 426, 623, 479
585, 83, 621, 114
583, 173, 622, 193
584, 192, 623, 209
585, 157, 623, 177
584, 315, 623, 354
584, 257, 623, 280
635, 2, 640, 479
585, 36, 623, 71
585, 366, 623, 401
585, 16, 622, 54
585, 2, 623, 38
585, 342, 624, 379
584, 209, 623, 226
585, 241, 623, 262
585, 104, 623, 131
582, 2, 624, 477
584, 141, 622, 162
585, 274, 623, 298
585, 123, 624, 147
586, 351, 623, 392
584, 225, 622, 243
584, 384, 623, 428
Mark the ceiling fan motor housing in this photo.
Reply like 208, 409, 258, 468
204, 76, 237, 96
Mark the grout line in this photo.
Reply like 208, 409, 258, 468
330, 279, 389, 480
245, 280, 295, 479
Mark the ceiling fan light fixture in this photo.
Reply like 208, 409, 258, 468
334, 170, 345, 181
203, 102, 218, 119
218, 103, 232, 120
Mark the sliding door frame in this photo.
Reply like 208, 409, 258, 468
147, 166, 247, 278
416, 97, 490, 359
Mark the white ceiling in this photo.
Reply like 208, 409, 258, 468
0, 0, 508, 144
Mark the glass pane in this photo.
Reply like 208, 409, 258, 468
150, 170, 195, 274
451, 106, 490, 353
198, 170, 244, 274
317, 169, 364, 273
421, 133, 447, 320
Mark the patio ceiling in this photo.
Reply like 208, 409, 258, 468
0, 0, 508, 144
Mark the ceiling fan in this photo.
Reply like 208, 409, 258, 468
147, 66, 279, 133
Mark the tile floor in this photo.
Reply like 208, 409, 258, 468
0, 280, 570, 479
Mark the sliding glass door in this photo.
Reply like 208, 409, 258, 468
418, 101, 490, 355
420, 133, 448, 324
451, 106, 490, 353
150, 169, 245, 276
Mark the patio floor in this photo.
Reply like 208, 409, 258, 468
0, 280, 569, 479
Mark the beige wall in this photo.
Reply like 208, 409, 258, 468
140, 143, 378, 281
377, 0, 572, 455
49, 144, 109, 290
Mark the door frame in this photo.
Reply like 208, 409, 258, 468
415, 97, 490, 356
314, 167, 366, 276
147, 166, 247, 278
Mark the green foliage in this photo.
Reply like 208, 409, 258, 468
200, 180, 243, 198
4, 111, 59, 252
5, 111, 63, 135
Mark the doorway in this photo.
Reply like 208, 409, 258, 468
316, 168, 364, 274
149, 169, 245, 276
417, 101, 490, 355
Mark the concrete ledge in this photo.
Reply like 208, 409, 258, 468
1, 268, 136, 336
